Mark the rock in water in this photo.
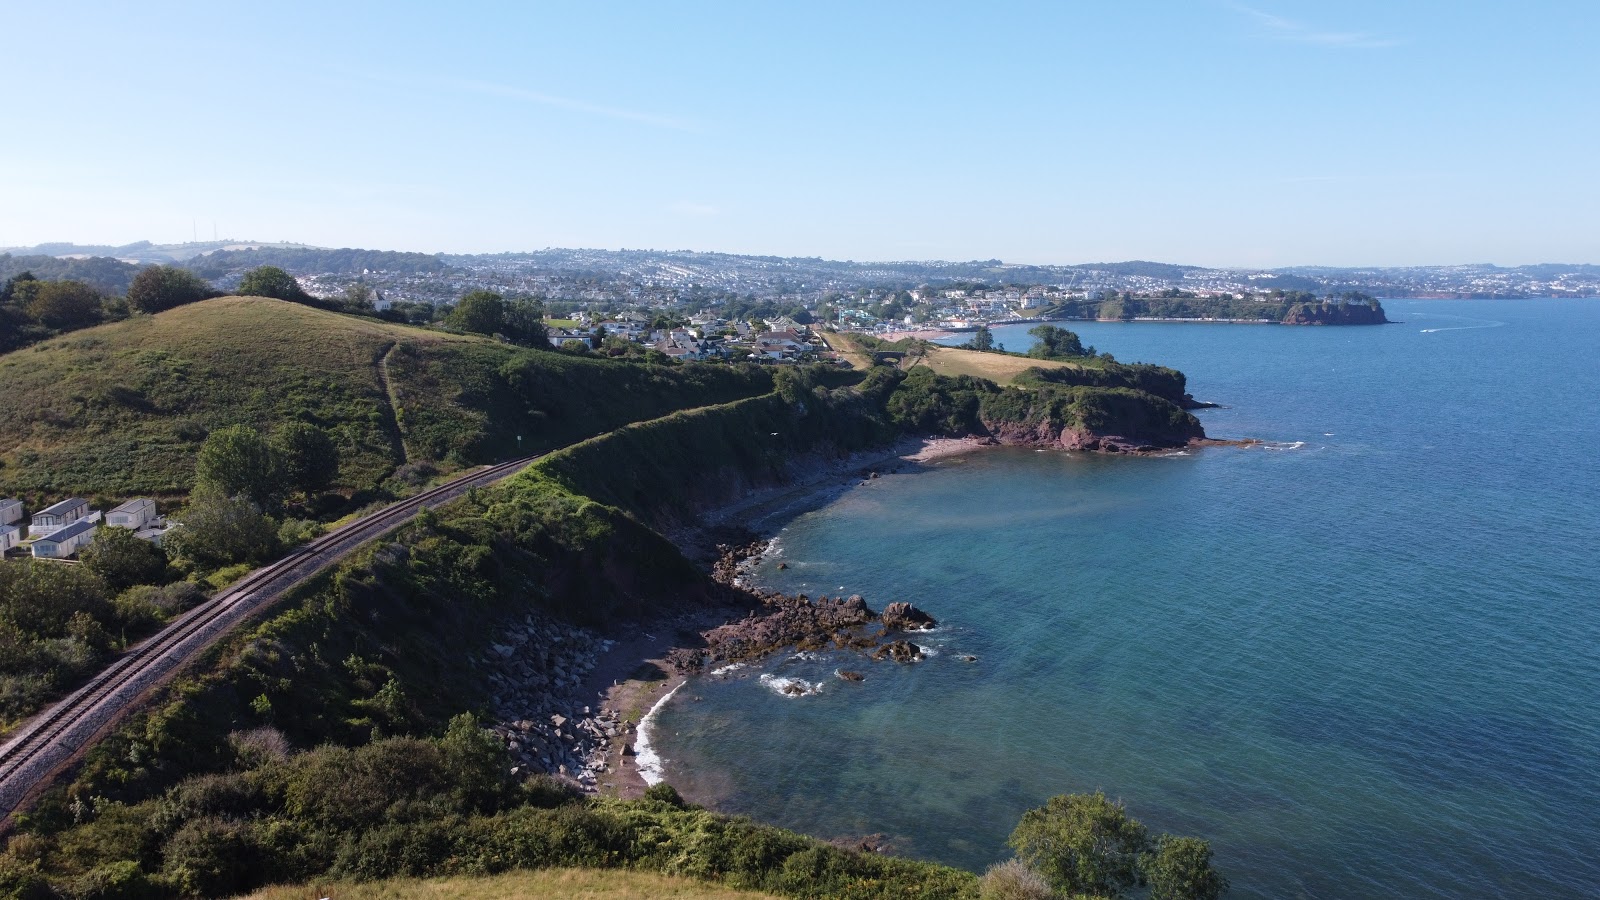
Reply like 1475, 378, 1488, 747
872, 640, 924, 664
880, 601, 937, 631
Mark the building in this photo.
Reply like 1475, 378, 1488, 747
107, 498, 158, 530
30, 498, 90, 536
0, 498, 22, 527
30, 519, 97, 558
0, 524, 19, 554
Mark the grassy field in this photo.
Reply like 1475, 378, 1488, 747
825, 332, 1083, 386
242, 869, 782, 900
0, 297, 486, 500
819, 331, 875, 370
909, 345, 1084, 384
0, 298, 772, 502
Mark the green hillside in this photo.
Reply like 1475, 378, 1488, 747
0, 297, 771, 501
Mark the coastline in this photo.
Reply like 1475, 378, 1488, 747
484, 435, 991, 799
585, 436, 987, 798
489, 431, 1237, 798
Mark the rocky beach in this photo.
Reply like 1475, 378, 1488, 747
478, 437, 970, 797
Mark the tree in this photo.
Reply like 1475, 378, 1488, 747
165, 488, 280, 571
26, 280, 102, 330
342, 281, 375, 310
969, 325, 995, 352
1027, 324, 1092, 360
447, 290, 506, 335
1008, 792, 1150, 897
237, 266, 309, 302
128, 265, 215, 313
0, 271, 36, 303
502, 297, 550, 348
79, 526, 168, 592
0, 559, 110, 637
1145, 836, 1228, 900
195, 425, 284, 509
271, 422, 339, 495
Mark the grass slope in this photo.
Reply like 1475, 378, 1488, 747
0, 297, 478, 498
244, 867, 781, 899
0, 298, 772, 501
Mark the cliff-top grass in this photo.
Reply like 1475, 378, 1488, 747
241, 868, 783, 900
910, 343, 1085, 385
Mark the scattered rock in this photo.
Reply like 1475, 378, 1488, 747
838, 670, 865, 682
957, 654, 978, 663
872, 640, 924, 664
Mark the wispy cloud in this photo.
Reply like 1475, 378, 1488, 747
329, 67, 697, 132
448, 78, 697, 131
1230, 4, 1401, 49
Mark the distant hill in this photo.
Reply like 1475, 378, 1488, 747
182, 246, 450, 280
0, 297, 769, 500
0, 254, 140, 295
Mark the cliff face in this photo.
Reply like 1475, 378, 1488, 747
979, 385, 1206, 452
1281, 301, 1390, 325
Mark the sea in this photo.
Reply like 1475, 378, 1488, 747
646, 299, 1600, 899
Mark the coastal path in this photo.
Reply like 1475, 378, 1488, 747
0, 454, 541, 826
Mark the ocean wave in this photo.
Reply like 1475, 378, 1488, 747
634, 681, 685, 786
759, 674, 823, 698
1263, 441, 1305, 451
710, 662, 747, 677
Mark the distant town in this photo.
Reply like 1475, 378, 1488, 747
1, 240, 1592, 366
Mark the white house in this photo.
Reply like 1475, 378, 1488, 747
107, 498, 158, 530
31, 498, 90, 536
0, 524, 19, 554
31, 519, 97, 558
0, 499, 22, 527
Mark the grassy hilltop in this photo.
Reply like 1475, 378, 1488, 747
0, 297, 770, 501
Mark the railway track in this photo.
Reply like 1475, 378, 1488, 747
0, 454, 539, 823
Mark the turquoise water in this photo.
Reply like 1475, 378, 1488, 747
652, 300, 1600, 898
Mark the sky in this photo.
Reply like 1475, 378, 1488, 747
2, 1, 1597, 267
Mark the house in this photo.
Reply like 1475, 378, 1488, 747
0, 498, 22, 527
0, 525, 19, 554
107, 498, 158, 530
30, 519, 97, 558
31, 498, 90, 536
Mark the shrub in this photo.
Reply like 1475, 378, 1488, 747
979, 859, 1054, 900
80, 527, 168, 593
126, 266, 214, 314
159, 817, 258, 898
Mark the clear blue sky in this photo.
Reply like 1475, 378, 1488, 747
4, 1, 1596, 267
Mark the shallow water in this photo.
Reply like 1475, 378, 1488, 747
652, 300, 1600, 899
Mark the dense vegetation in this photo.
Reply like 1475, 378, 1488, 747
0, 256, 138, 296
886, 367, 1201, 446
1051, 291, 1387, 324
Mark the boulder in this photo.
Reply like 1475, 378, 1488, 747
880, 602, 937, 631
